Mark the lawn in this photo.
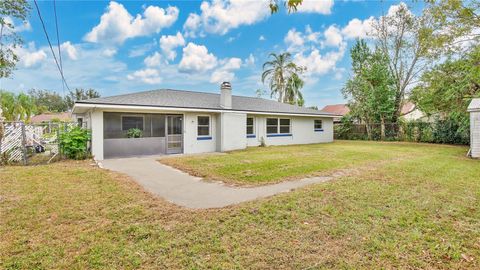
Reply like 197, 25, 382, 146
1, 141, 480, 269
160, 140, 446, 185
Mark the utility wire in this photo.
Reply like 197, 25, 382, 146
33, 0, 70, 91
53, 0, 65, 97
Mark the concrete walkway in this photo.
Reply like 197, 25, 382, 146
101, 156, 333, 209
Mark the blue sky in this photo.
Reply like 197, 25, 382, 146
0, 0, 423, 108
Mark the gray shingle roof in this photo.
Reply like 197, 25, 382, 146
76, 89, 336, 116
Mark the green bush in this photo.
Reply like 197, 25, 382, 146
59, 127, 91, 160
127, 128, 142, 138
433, 117, 470, 145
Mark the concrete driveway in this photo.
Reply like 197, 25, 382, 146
101, 156, 333, 209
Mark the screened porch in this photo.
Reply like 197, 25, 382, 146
103, 112, 183, 158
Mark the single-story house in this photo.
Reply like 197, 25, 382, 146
320, 104, 351, 123
30, 112, 73, 124
321, 102, 427, 122
72, 82, 338, 160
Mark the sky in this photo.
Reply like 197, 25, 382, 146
0, 0, 424, 108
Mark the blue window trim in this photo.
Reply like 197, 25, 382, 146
197, 136, 212, 140
314, 129, 324, 132
267, 133, 292, 137
247, 134, 256, 138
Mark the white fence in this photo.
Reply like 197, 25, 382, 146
0, 122, 76, 165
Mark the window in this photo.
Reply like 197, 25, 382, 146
280, 118, 291, 134
122, 115, 143, 131
77, 117, 83, 127
266, 118, 291, 135
246, 117, 255, 135
266, 118, 278, 134
314, 119, 323, 131
197, 116, 210, 136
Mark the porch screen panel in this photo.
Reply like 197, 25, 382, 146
104, 113, 123, 139
151, 115, 165, 137
142, 115, 152, 137
104, 112, 166, 139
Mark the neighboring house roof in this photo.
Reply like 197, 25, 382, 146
321, 102, 419, 116
30, 112, 72, 123
75, 89, 338, 117
468, 98, 480, 112
321, 104, 350, 116
400, 101, 417, 115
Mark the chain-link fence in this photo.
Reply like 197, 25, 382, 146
0, 121, 83, 165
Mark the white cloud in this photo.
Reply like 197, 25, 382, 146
60, 41, 78, 60
323, 25, 343, 47
16, 42, 47, 68
222, 57, 242, 70
296, 0, 333, 14
183, 13, 202, 38
183, 0, 269, 36
4, 16, 32, 33
293, 43, 346, 76
20, 50, 47, 68
340, 2, 412, 40
210, 69, 234, 84
127, 68, 162, 84
387, 2, 412, 17
341, 17, 375, 39
144, 52, 163, 67
178, 42, 218, 73
128, 41, 156, 58
102, 48, 117, 57
305, 25, 321, 43
284, 29, 305, 50
259, 35, 266, 41
159, 32, 185, 61
245, 53, 255, 66
84, 1, 178, 44
282, 25, 346, 78
210, 57, 242, 83
3, 43, 130, 92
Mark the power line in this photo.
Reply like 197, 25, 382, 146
33, 0, 70, 91
53, 0, 65, 97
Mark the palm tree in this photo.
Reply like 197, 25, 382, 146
285, 72, 304, 105
261, 52, 305, 104
0, 91, 36, 121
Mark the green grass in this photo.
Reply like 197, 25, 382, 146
1, 141, 480, 269
160, 140, 447, 185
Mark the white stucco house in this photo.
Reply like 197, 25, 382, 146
72, 82, 338, 160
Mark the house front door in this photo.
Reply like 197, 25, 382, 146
166, 115, 183, 154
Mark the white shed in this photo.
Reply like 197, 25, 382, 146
468, 98, 480, 158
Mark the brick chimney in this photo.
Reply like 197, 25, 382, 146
220, 81, 232, 109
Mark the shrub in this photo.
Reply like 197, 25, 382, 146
127, 128, 142, 138
433, 117, 469, 145
59, 127, 91, 160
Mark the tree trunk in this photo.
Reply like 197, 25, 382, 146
364, 119, 372, 140
380, 116, 386, 140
